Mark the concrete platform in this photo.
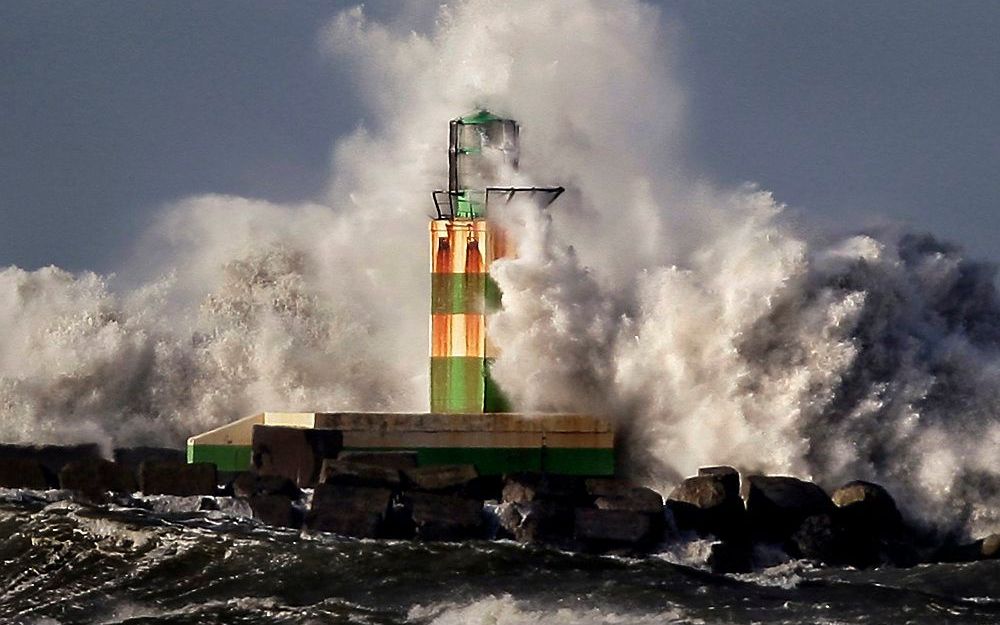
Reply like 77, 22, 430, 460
187, 412, 615, 476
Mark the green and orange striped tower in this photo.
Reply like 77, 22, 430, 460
430, 111, 563, 413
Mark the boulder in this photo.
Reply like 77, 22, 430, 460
497, 500, 575, 544
306, 484, 392, 538
319, 459, 401, 489
501, 473, 585, 505
0, 457, 49, 489
744, 475, 833, 542
139, 461, 217, 496
667, 469, 745, 540
574, 508, 658, 551
937, 534, 1000, 563
113, 447, 186, 474
338, 451, 418, 470
251, 425, 343, 487
708, 540, 754, 574
250, 494, 299, 528
404, 492, 485, 540
0, 444, 101, 487
232, 472, 302, 500
403, 464, 478, 493
831, 480, 903, 535
585, 478, 665, 514
791, 513, 880, 568
59, 458, 136, 495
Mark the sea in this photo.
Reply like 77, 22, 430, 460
1, 490, 998, 625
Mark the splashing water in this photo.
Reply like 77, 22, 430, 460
0, 0, 997, 535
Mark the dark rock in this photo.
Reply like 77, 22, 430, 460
251, 425, 343, 487
574, 508, 658, 551
403, 492, 485, 540
306, 484, 392, 538
199, 497, 220, 511
708, 540, 754, 574
831, 480, 903, 535
585, 478, 665, 514
501, 473, 585, 505
936, 534, 1000, 563
791, 513, 883, 568
139, 461, 217, 496
59, 458, 136, 495
984, 534, 1000, 559
667, 471, 745, 540
250, 494, 299, 528
403, 464, 478, 493
319, 459, 401, 489
0, 444, 101, 487
498, 500, 575, 544
594, 488, 663, 515
232, 472, 301, 500
698, 466, 740, 493
338, 451, 418, 470
113, 447, 185, 474
744, 475, 833, 542
0, 457, 49, 489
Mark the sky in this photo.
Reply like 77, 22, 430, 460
1, 1, 998, 274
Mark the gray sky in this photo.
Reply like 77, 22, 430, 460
1, 1, 998, 273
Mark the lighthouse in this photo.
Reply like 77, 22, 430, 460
187, 113, 612, 478
429, 111, 563, 413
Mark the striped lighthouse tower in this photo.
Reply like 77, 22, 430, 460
430, 111, 562, 413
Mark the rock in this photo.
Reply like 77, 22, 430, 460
983, 534, 1000, 559
232, 472, 301, 500
139, 461, 217, 496
831, 480, 903, 535
338, 451, 418, 470
251, 425, 343, 487
667, 470, 745, 540
404, 492, 485, 540
698, 466, 741, 492
0, 457, 49, 489
937, 534, 1000, 563
585, 478, 665, 514
708, 540, 754, 574
501, 473, 585, 505
59, 458, 137, 496
0, 444, 101, 487
250, 494, 299, 528
574, 508, 658, 551
790, 513, 884, 568
744, 475, 833, 542
403, 464, 478, 493
498, 500, 575, 544
113, 447, 186, 474
307, 484, 392, 538
319, 459, 401, 489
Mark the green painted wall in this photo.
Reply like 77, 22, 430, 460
187, 442, 613, 476
430, 273, 502, 314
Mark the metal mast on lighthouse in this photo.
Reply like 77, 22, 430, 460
429, 111, 563, 413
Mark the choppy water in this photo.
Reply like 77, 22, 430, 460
1, 491, 998, 625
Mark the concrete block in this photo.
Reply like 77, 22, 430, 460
113, 447, 186, 474
0, 444, 101, 487
0, 457, 49, 489
307, 484, 392, 538
59, 458, 136, 495
574, 508, 658, 549
139, 461, 217, 496
250, 494, 299, 528
403, 464, 478, 493
319, 459, 401, 489
404, 491, 485, 540
251, 425, 343, 487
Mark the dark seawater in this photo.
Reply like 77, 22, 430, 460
1, 492, 998, 625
